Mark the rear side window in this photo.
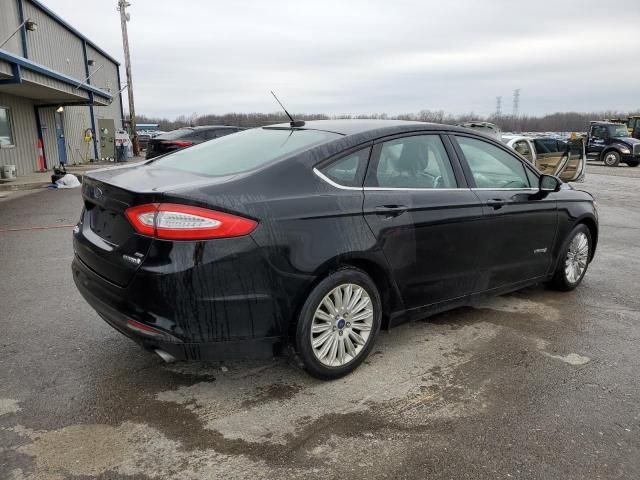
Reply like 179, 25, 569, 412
320, 148, 370, 187
371, 135, 457, 189
456, 136, 531, 189
216, 129, 236, 138
155, 128, 195, 140
151, 128, 341, 176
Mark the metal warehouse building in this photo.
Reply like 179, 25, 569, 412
0, 0, 124, 177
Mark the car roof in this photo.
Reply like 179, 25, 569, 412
590, 121, 620, 126
266, 119, 473, 137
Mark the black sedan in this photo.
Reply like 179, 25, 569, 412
145, 125, 242, 159
72, 120, 598, 379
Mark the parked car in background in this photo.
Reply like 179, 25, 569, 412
137, 133, 152, 151
145, 126, 243, 159
502, 135, 586, 182
73, 120, 598, 379
586, 121, 640, 167
456, 121, 502, 140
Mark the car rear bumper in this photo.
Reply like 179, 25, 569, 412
72, 248, 284, 360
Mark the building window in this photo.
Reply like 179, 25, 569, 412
0, 107, 15, 147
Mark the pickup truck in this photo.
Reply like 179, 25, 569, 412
502, 135, 586, 182
586, 121, 640, 167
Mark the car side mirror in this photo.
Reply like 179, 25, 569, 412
539, 174, 561, 192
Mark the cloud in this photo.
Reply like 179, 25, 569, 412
47, 0, 640, 117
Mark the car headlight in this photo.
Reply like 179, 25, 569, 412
620, 147, 631, 154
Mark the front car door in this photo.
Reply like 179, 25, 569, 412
451, 134, 558, 292
362, 133, 485, 315
587, 125, 607, 159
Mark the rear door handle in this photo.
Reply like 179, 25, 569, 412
375, 205, 409, 217
486, 199, 505, 209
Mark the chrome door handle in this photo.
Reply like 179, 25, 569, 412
486, 199, 505, 209
375, 205, 408, 217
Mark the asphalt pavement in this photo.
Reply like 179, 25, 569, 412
1, 164, 639, 479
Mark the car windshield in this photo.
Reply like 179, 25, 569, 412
150, 127, 341, 176
608, 125, 629, 137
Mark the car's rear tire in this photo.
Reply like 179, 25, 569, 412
295, 268, 382, 379
602, 150, 620, 167
626, 160, 639, 167
547, 224, 592, 291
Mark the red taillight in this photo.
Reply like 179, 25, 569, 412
125, 203, 258, 240
161, 140, 193, 147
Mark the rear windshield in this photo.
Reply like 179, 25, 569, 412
150, 128, 341, 176
155, 128, 195, 140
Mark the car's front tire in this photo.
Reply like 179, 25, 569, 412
548, 224, 592, 291
602, 150, 620, 167
295, 268, 382, 379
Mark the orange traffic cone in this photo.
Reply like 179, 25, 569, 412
37, 138, 45, 172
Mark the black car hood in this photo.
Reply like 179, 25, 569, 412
85, 163, 237, 193
613, 137, 640, 146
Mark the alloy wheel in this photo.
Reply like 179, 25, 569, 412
310, 283, 374, 367
564, 232, 589, 284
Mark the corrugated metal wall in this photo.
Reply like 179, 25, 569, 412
0, 92, 38, 176
22, 2, 86, 80
63, 105, 93, 164
0, 0, 22, 57
87, 45, 123, 156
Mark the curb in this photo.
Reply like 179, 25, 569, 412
0, 173, 87, 192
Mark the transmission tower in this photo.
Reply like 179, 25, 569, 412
495, 96, 502, 117
512, 89, 520, 117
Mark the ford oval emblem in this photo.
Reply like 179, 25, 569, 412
93, 187, 103, 199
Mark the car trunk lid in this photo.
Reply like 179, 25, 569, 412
75, 177, 157, 286
74, 165, 238, 286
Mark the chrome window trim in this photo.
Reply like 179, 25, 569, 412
313, 168, 363, 191
363, 187, 469, 192
471, 188, 539, 191
314, 168, 541, 193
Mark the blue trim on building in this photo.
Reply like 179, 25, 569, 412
0, 49, 113, 100
33, 105, 47, 169
27, 0, 120, 66
88, 92, 98, 160
16, 0, 28, 58
81, 40, 99, 160
0, 64, 22, 85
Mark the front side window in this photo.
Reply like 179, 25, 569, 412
456, 136, 530, 189
591, 126, 606, 139
371, 135, 457, 189
0, 107, 15, 147
320, 147, 370, 187
151, 127, 341, 176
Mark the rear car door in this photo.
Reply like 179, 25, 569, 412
452, 134, 558, 292
362, 133, 485, 312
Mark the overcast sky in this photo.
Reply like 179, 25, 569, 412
47, 0, 640, 118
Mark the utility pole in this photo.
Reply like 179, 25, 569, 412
512, 89, 520, 117
118, 1, 139, 156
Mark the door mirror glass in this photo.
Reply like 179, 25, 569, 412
539, 174, 561, 192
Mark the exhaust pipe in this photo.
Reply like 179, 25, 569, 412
155, 349, 177, 363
